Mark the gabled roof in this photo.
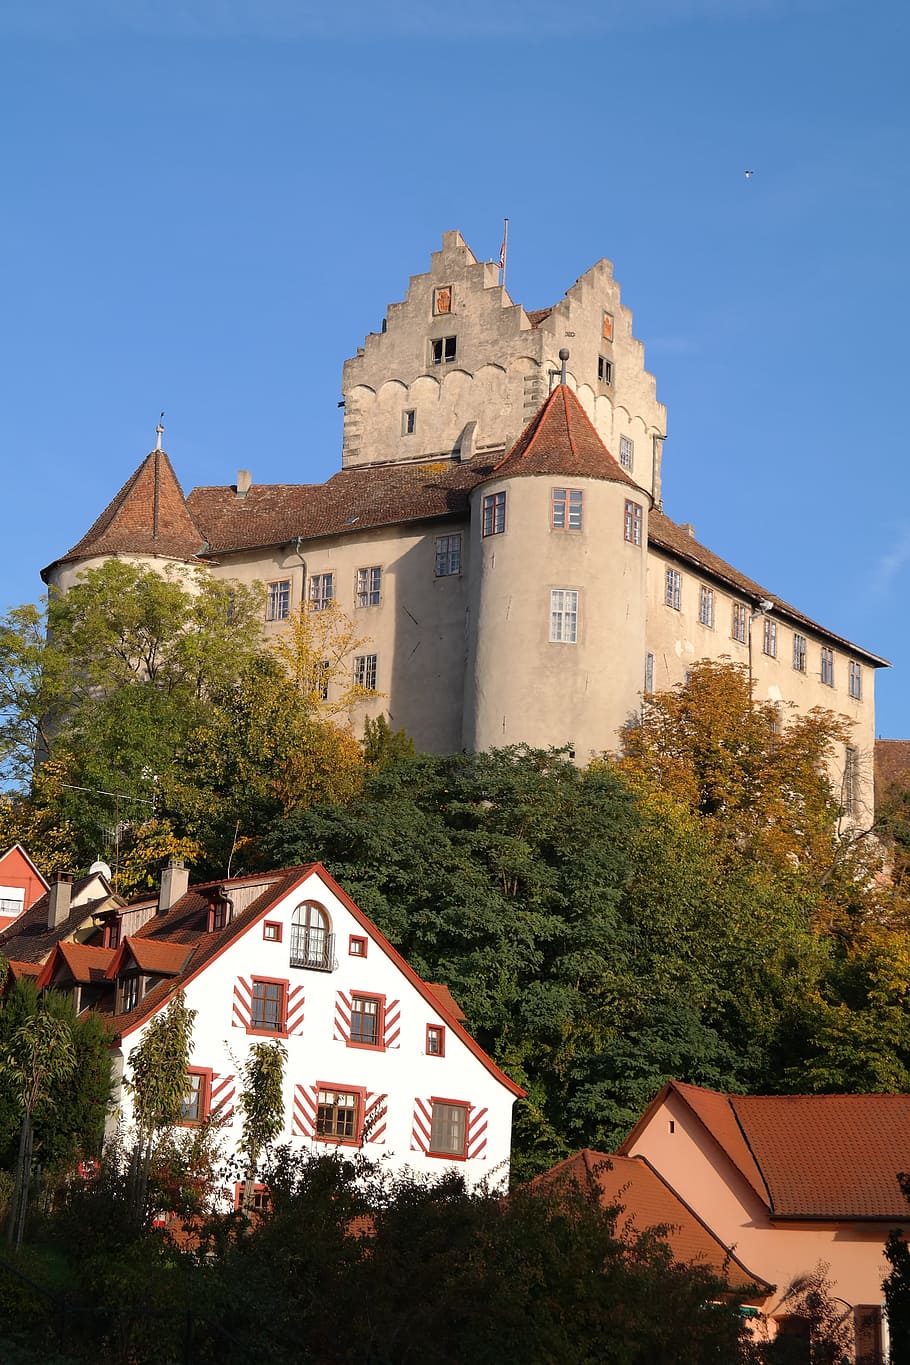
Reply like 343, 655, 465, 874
6, 960, 42, 982
109, 862, 524, 1098
425, 983, 466, 1023
108, 937, 194, 979
491, 384, 639, 488
0, 873, 122, 964
36, 942, 117, 989
535, 1149, 771, 1298
43, 448, 206, 577
0, 844, 49, 906
621, 1081, 910, 1221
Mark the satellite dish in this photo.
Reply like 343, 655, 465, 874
89, 859, 113, 881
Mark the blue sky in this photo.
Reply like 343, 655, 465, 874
2, 0, 908, 734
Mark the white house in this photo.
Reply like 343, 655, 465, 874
35, 859, 523, 1189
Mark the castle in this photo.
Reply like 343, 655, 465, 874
43, 231, 885, 821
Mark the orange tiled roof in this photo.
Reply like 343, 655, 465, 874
492, 385, 638, 488
113, 937, 195, 978
44, 449, 206, 575
425, 982, 466, 1023
875, 739, 910, 809
0, 875, 121, 964
37, 942, 117, 988
533, 1150, 771, 1297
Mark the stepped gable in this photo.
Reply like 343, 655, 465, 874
44, 448, 206, 576
187, 458, 497, 555
491, 383, 638, 487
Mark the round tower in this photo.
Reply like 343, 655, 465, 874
463, 383, 650, 762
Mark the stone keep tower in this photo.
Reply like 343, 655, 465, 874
341, 230, 668, 503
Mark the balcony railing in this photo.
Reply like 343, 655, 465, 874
289, 927, 336, 972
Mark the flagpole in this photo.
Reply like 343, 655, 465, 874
499, 217, 509, 291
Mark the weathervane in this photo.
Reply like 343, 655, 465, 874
155, 411, 165, 450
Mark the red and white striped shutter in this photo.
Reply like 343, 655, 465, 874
210, 1072, 236, 1124
363, 1092, 388, 1144
411, 1097, 432, 1154
333, 991, 352, 1043
466, 1106, 488, 1160
286, 983, 305, 1036
232, 977, 252, 1029
293, 1084, 319, 1138
383, 999, 401, 1049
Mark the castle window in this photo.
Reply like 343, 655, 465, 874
550, 589, 578, 643
699, 586, 715, 629
429, 1100, 468, 1158
619, 435, 634, 471
665, 568, 681, 611
597, 356, 613, 385
433, 286, 453, 316
482, 492, 506, 537
435, 534, 462, 576
762, 619, 777, 658
309, 573, 334, 611
266, 579, 291, 622
821, 647, 834, 687
354, 654, 378, 691
552, 488, 583, 531
430, 336, 457, 365
403, 409, 416, 435
624, 500, 642, 546
356, 566, 382, 608
849, 661, 862, 700
793, 634, 807, 672
731, 603, 747, 643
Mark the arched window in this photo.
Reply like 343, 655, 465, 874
290, 901, 334, 972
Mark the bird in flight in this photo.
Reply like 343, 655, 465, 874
744, 169, 754, 179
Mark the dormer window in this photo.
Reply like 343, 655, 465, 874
208, 899, 231, 932
118, 974, 142, 1014
103, 916, 122, 950
290, 901, 335, 972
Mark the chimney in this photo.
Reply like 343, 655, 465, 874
47, 873, 73, 930
158, 858, 190, 917
236, 470, 252, 498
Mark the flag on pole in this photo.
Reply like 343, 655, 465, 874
498, 218, 509, 286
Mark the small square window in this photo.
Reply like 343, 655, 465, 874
550, 589, 578, 643
821, 646, 834, 687
619, 435, 634, 471
266, 579, 291, 622
849, 661, 862, 700
598, 356, 613, 384
665, 568, 681, 611
433, 285, 453, 316
624, 500, 642, 546
793, 634, 807, 673
731, 603, 747, 643
353, 653, 378, 691
482, 492, 506, 537
349, 935, 368, 958
403, 409, 416, 435
435, 534, 462, 576
698, 586, 714, 629
309, 573, 334, 611
263, 921, 282, 943
762, 618, 777, 658
430, 336, 457, 365
429, 1100, 468, 1157
350, 995, 382, 1047
356, 566, 382, 608
551, 488, 583, 531
426, 1024, 445, 1057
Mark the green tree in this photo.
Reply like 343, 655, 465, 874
237, 1041, 287, 1212
363, 713, 416, 769
124, 992, 196, 1224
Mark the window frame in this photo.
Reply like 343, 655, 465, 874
821, 646, 835, 687
619, 434, 634, 471
403, 408, 417, 435
248, 976, 289, 1037
355, 566, 382, 609
549, 588, 579, 644
434, 533, 462, 577
551, 487, 583, 532
265, 579, 291, 623
762, 618, 777, 658
624, 499, 643, 546
430, 335, 457, 365
426, 1024, 446, 1057
698, 585, 715, 629
178, 1067, 213, 1127
597, 355, 613, 385
849, 660, 862, 700
665, 568, 682, 611
347, 993, 385, 1051
427, 1098, 470, 1160
308, 573, 334, 612
349, 935, 368, 958
263, 921, 282, 943
482, 491, 506, 537
315, 1083, 365, 1146
353, 653, 378, 691
118, 973, 142, 1015
793, 633, 807, 673
290, 901, 334, 972
731, 602, 747, 644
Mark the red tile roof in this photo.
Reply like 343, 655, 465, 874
44, 449, 206, 576
425, 982, 466, 1023
0, 875, 122, 964
36, 942, 117, 988
622, 1081, 910, 1221
491, 384, 638, 487
533, 1150, 771, 1296
875, 739, 910, 809
111, 937, 194, 978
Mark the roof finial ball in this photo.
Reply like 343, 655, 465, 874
155, 412, 165, 451
558, 348, 570, 386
